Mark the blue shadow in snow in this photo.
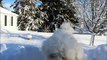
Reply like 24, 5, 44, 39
0, 44, 45, 60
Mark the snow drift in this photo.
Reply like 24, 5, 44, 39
1, 27, 106, 60
42, 23, 86, 60
0, 44, 44, 60
85, 44, 107, 60
92, 44, 107, 60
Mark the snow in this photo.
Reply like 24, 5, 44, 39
73, 34, 107, 46
0, 44, 44, 60
0, 7, 18, 16
84, 44, 107, 60
0, 30, 107, 60
93, 44, 107, 60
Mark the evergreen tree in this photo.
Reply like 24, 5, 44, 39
0, 0, 3, 7
39, 0, 78, 32
11, 0, 78, 32
11, 0, 43, 31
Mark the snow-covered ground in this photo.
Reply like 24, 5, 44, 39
0, 31, 107, 60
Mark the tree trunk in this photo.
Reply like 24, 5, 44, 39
90, 33, 95, 46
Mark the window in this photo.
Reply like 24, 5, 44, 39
4, 15, 7, 26
11, 16, 13, 26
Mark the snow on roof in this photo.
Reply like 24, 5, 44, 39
0, 7, 18, 16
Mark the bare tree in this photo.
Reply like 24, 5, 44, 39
73, 0, 107, 46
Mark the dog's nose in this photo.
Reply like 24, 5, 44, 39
48, 53, 58, 59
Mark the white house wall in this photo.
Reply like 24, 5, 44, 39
0, 14, 18, 31
0, 13, 4, 27
0, 7, 18, 32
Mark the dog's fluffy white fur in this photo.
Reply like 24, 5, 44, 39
42, 23, 86, 60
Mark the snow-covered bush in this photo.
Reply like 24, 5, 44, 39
42, 23, 86, 60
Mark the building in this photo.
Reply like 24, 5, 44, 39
0, 7, 18, 32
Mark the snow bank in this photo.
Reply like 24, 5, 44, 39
85, 44, 107, 60
92, 44, 107, 60
0, 34, 45, 60
0, 29, 107, 60
0, 32, 46, 60
0, 44, 44, 60
11, 31, 53, 38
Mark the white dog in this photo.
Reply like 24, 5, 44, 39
42, 23, 86, 60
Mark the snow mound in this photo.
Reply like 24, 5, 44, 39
93, 44, 107, 60
0, 44, 8, 53
0, 30, 106, 60
0, 44, 44, 60
85, 44, 107, 60
0, 28, 10, 33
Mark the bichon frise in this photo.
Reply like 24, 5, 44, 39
42, 23, 86, 60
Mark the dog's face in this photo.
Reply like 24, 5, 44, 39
47, 53, 59, 60
46, 53, 67, 60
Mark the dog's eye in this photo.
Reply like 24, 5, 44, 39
49, 53, 57, 58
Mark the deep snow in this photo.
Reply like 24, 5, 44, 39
0, 30, 107, 60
